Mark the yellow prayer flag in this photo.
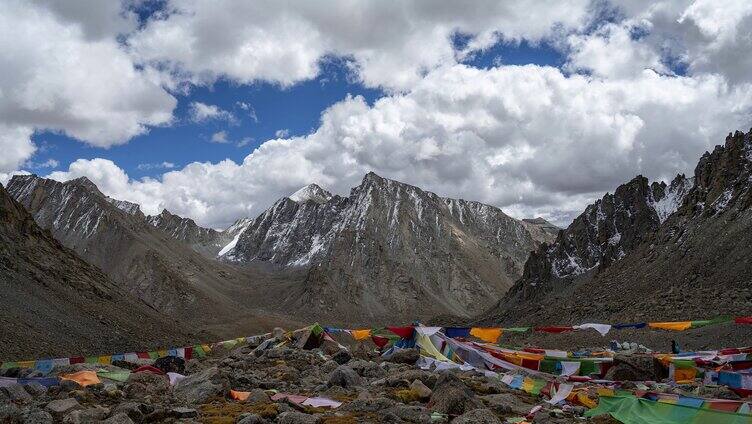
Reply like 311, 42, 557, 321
17, 360, 35, 369
350, 329, 371, 340
522, 377, 534, 393
648, 321, 692, 331
98, 355, 112, 365
469, 327, 502, 343
674, 367, 697, 383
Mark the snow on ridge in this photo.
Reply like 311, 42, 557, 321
106, 197, 142, 216
289, 184, 332, 204
649, 177, 693, 223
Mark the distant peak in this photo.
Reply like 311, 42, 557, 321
68, 176, 102, 194
289, 183, 333, 204
362, 171, 384, 184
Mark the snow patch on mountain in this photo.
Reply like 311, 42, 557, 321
289, 184, 332, 204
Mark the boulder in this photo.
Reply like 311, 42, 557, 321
410, 379, 432, 399
45, 398, 82, 418
110, 402, 153, 422
453, 408, 502, 424
327, 365, 361, 388
276, 411, 319, 424
382, 405, 431, 423
390, 348, 420, 365
174, 366, 223, 404
0, 404, 21, 422
62, 406, 109, 423
331, 350, 352, 365
2, 384, 32, 403
348, 360, 386, 378
124, 372, 170, 398
237, 413, 268, 424
169, 407, 198, 418
102, 413, 136, 424
19, 408, 53, 424
604, 354, 667, 381
428, 372, 482, 416
23, 382, 47, 397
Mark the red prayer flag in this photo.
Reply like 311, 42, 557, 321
387, 326, 415, 339
734, 316, 752, 324
69, 357, 84, 364
133, 365, 165, 375
183, 347, 193, 361
137, 352, 151, 359
371, 336, 390, 349
534, 326, 574, 334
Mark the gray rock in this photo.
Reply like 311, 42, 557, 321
125, 371, 170, 396
382, 405, 431, 423
45, 398, 82, 417
331, 350, 352, 365
62, 405, 109, 423
174, 366, 222, 403
19, 408, 53, 424
390, 348, 420, 365
453, 408, 502, 424
59, 379, 82, 392
23, 382, 47, 397
348, 360, 386, 378
410, 379, 432, 399
170, 407, 198, 418
327, 365, 361, 388
110, 402, 152, 421
2, 384, 32, 403
0, 403, 21, 422
236, 413, 268, 423
480, 393, 522, 414
276, 411, 319, 424
428, 372, 482, 416
102, 413, 136, 424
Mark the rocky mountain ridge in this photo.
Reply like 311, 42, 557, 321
0, 183, 193, 360
5, 174, 300, 338
483, 129, 752, 325
220, 172, 556, 322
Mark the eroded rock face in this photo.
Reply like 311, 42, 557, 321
222, 172, 555, 321
484, 129, 752, 326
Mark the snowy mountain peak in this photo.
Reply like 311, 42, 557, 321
288, 183, 332, 204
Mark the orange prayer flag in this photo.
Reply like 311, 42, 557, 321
230, 389, 251, 401
648, 321, 692, 331
60, 370, 101, 387
469, 327, 502, 343
674, 367, 697, 383
350, 329, 371, 340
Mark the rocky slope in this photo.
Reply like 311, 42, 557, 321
146, 209, 230, 257
0, 184, 193, 360
223, 173, 556, 322
5, 175, 299, 337
484, 129, 752, 325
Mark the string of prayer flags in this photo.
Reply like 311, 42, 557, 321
534, 326, 574, 334
648, 321, 692, 331
469, 327, 502, 343
371, 336, 390, 349
612, 322, 647, 330
445, 327, 471, 338
350, 329, 372, 340
572, 323, 611, 336
387, 326, 415, 339
502, 327, 530, 333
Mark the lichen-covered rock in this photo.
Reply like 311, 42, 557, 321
327, 365, 361, 388
174, 366, 222, 403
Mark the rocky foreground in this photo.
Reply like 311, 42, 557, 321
0, 330, 614, 424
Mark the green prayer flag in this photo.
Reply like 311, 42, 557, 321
148, 351, 159, 360
311, 323, 324, 336
0, 362, 17, 369
529, 379, 546, 396
503, 327, 530, 333
97, 370, 131, 382
586, 395, 752, 424
579, 360, 598, 376
193, 345, 206, 357
85, 356, 98, 364
540, 359, 558, 374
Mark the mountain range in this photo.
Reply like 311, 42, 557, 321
3, 129, 752, 358
482, 129, 752, 325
